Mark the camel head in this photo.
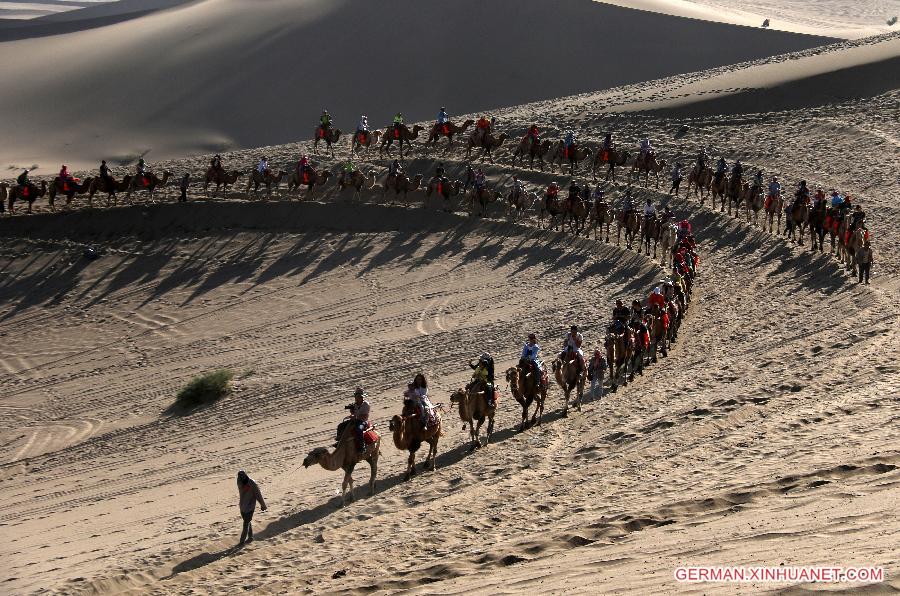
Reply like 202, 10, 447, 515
449, 388, 467, 405
388, 414, 404, 432
505, 367, 519, 384
303, 447, 329, 468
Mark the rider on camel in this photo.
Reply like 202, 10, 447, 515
58, 165, 74, 188
521, 333, 543, 377
297, 155, 312, 181
567, 180, 581, 210
392, 112, 404, 137
343, 159, 355, 177
348, 387, 370, 453
525, 124, 539, 146
17, 169, 30, 188
730, 159, 743, 181
714, 157, 727, 183
612, 299, 630, 329
563, 130, 577, 157
561, 325, 585, 372
546, 181, 560, 202
639, 138, 653, 160
475, 114, 491, 144
473, 169, 486, 192
850, 204, 866, 231
406, 374, 431, 430
136, 158, 148, 179
356, 115, 368, 135
256, 156, 269, 177
622, 189, 635, 218
388, 159, 403, 182
512, 175, 525, 197
210, 154, 223, 174
99, 160, 113, 185
752, 169, 764, 190
320, 110, 332, 132
643, 197, 656, 218
696, 149, 708, 172
767, 176, 781, 203
648, 287, 666, 311
592, 185, 604, 202
629, 299, 644, 324
436, 106, 449, 134
469, 354, 496, 408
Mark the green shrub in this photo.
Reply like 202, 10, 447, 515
176, 369, 234, 407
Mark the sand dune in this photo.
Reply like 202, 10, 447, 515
0, 0, 833, 172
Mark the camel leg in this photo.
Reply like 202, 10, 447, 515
406, 451, 416, 480
368, 456, 377, 496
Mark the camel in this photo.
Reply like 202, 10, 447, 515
313, 126, 343, 157
126, 171, 172, 201
48, 176, 93, 209
506, 361, 547, 431
666, 300, 681, 344
605, 328, 632, 389
786, 200, 810, 245
426, 119, 474, 148
548, 141, 592, 176
828, 210, 849, 257
631, 153, 666, 188
764, 192, 784, 234
648, 304, 668, 362
7, 181, 48, 213
389, 398, 442, 480
726, 174, 744, 216
808, 200, 828, 252
505, 188, 536, 219
350, 129, 383, 156
382, 173, 423, 205
686, 164, 712, 202
641, 215, 662, 257
246, 169, 287, 197
659, 221, 678, 267
553, 351, 585, 415
302, 423, 379, 505
539, 194, 566, 231
744, 182, 765, 226
566, 196, 591, 236
590, 198, 613, 242
379, 124, 423, 159
710, 174, 728, 212
615, 208, 641, 249
288, 168, 332, 198
844, 226, 866, 273
511, 138, 552, 170
592, 147, 630, 183
469, 187, 501, 217
204, 168, 243, 196
465, 131, 508, 164
449, 385, 496, 449
338, 169, 376, 201
426, 177, 462, 211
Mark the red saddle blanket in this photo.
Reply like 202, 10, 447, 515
363, 427, 378, 445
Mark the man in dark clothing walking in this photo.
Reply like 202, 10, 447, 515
856, 241, 873, 285
236, 470, 266, 545
179, 173, 190, 202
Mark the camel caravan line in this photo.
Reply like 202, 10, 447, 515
302, 233, 701, 503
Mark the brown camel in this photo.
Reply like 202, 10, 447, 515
302, 423, 379, 505
743, 182, 765, 226
567, 196, 591, 236
204, 168, 243, 196
648, 304, 668, 362
382, 173, 423, 205
338, 169, 376, 200
506, 361, 547, 431
126, 171, 172, 201
710, 174, 728, 212
246, 169, 287, 197
553, 351, 585, 415
548, 142, 592, 176
592, 147, 630, 183
659, 220, 678, 267
288, 168, 332, 198
605, 328, 633, 389
615, 207, 641, 249
505, 188, 536, 219
590, 198, 613, 242
8, 181, 48, 213
764, 192, 784, 234
631, 154, 667, 188
49, 176, 93, 209
686, 165, 712, 202
313, 126, 343, 157
379, 124, 423, 159
465, 131, 508, 164
450, 384, 496, 449
844, 226, 866, 272
539, 194, 567, 231
426, 119, 474, 148
511, 137, 552, 170
89, 175, 133, 206
426, 177, 462, 211
641, 214, 662, 257
786, 200, 810, 245
469, 186, 501, 217
389, 398, 442, 480
351, 129, 383, 155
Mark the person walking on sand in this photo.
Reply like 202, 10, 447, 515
179, 173, 190, 202
236, 470, 266, 545
856, 241, 873, 285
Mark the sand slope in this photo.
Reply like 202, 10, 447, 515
0, 0, 833, 171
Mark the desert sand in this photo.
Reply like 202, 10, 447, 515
1, 1, 899, 595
